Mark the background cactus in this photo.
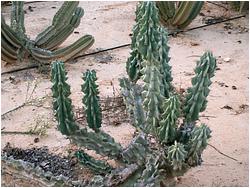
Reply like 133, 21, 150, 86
82, 70, 102, 132
1, 1, 94, 64
156, 1, 204, 29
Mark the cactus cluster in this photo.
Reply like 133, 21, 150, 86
48, 1, 217, 186
2, 1, 217, 187
156, 1, 204, 29
121, 0, 216, 179
1, 1, 94, 64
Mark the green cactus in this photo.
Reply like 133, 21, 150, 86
70, 128, 122, 160
122, 133, 149, 165
167, 141, 187, 171
158, 27, 173, 98
158, 95, 180, 144
136, 2, 160, 61
134, 155, 160, 187
35, 1, 80, 49
10, 1, 25, 35
126, 3, 143, 82
30, 35, 94, 63
184, 51, 216, 123
75, 150, 112, 174
51, 61, 79, 135
1, 1, 94, 65
119, 78, 145, 129
119, 77, 135, 119
187, 124, 211, 166
82, 69, 102, 132
156, 1, 204, 29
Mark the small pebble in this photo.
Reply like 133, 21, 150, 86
34, 137, 39, 143
223, 57, 231, 62
232, 86, 237, 90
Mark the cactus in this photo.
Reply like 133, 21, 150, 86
10, 1, 25, 35
119, 78, 145, 129
51, 61, 79, 135
70, 128, 122, 160
121, 133, 149, 165
126, 3, 143, 82
134, 155, 160, 187
35, 3, 84, 50
1, 1, 94, 65
158, 27, 173, 98
156, 1, 204, 29
75, 150, 112, 174
187, 124, 211, 166
82, 70, 102, 132
158, 95, 180, 144
167, 141, 187, 171
136, 2, 166, 134
184, 51, 216, 123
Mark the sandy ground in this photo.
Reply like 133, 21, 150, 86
1, 1, 249, 186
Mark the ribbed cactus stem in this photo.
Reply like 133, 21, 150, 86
75, 150, 112, 174
158, 95, 180, 144
184, 51, 216, 123
122, 133, 149, 165
82, 69, 102, 132
156, 1, 203, 29
134, 155, 160, 187
141, 63, 165, 134
187, 124, 211, 166
136, 2, 160, 61
11, 1, 25, 35
126, 3, 144, 82
51, 61, 79, 135
158, 27, 173, 98
167, 141, 187, 171
70, 128, 122, 160
137, 2, 166, 134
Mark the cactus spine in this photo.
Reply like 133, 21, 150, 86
82, 69, 102, 132
184, 51, 216, 123
51, 61, 79, 135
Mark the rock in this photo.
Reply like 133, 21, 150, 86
223, 57, 231, 62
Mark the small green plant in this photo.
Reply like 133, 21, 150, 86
1, 1, 94, 64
